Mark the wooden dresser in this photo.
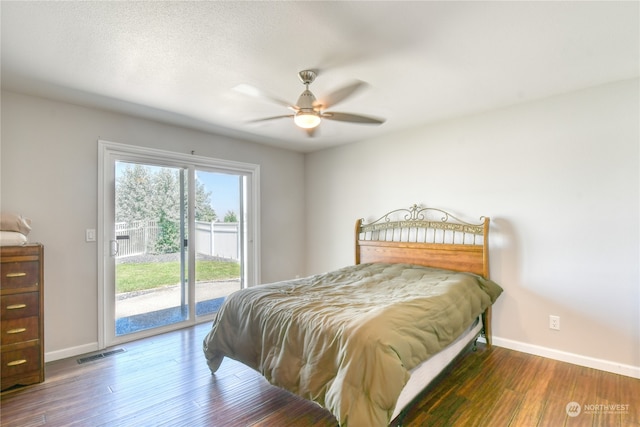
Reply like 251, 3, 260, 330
0, 244, 44, 391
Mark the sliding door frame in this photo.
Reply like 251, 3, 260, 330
97, 140, 260, 348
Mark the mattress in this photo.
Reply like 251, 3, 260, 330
391, 316, 483, 420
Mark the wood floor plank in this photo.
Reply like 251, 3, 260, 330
565, 372, 598, 427
508, 355, 556, 426
620, 369, 640, 426
2, 322, 638, 427
510, 391, 548, 427
478, 388, 522, 426
408, 393, 469, 427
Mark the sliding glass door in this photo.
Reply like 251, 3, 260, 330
114, 162, 189, 336
99, 141, 260, 347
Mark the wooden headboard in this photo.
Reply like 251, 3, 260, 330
355, 204, 490, 279
355, 204, 494, 346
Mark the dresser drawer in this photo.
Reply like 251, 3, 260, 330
1, 343, 41, 378
1, 293, 40, 320
1, 316, 39, 345
0, 261, 40, 291
0, 244, 43, 391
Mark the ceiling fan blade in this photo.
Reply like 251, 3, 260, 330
248, 114, 294, 123
234, 84, 298, 111
315, 80, 368, 109
322, 112, 385, 124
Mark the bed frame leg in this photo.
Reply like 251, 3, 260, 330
481, 307, 493, 348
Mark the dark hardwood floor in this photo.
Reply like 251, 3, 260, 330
1, 322, 638, 426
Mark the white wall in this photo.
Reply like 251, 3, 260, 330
305, 79, 639, 376
0, 91, 306, 359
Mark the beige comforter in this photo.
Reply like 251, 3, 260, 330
203, 263, 502, 426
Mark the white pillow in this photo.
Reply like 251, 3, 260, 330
0, 212, 32, 235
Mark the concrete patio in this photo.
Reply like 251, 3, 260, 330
116, 279, 240, 317
115, 279, 241, 335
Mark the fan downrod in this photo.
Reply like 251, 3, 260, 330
298, 70, 317, 86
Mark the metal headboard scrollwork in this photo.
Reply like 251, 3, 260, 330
359, 204, 486, 245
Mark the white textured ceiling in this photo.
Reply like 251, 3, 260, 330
1, 1, 638, 153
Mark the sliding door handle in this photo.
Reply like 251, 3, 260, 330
110, 240, 120, 257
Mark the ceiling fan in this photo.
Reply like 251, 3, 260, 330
234, 70, 385, 136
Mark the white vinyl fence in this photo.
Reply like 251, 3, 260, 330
194, 221, 240, 260
115, 220, 239, 260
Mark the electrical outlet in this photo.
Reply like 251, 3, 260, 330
549, 315, 560, 331
86, 228, 96, 242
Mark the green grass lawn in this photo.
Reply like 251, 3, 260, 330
116, 260, 240, 293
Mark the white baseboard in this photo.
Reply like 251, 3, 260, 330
45, 342, 99, 363
490, 336, 640, 379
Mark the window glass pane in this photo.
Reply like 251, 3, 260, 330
194, 170, 242, 317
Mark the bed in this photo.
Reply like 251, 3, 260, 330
203, 204, 503, 426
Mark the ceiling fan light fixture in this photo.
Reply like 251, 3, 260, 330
237, 70, 385, 135
294, 111, 321, 129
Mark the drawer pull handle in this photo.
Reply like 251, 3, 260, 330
6, 272, 27, 278
6, 304, 27, 310
7, 328, 27, 334
7, 359, 27, 367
